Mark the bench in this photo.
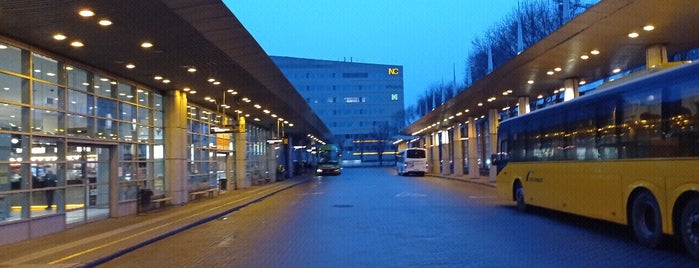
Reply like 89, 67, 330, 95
189, 188, 217, 200
150, 196, 172, 209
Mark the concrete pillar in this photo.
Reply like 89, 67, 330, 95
467, 118, 479, 178
424, 133, 433, 173
646, 44, 667, 68
518, 96, 530, 116
235, 116, 248, 189
267, 143, 277, 182
453, 125, 464, 176
563, 78, 579, 102
441, 130, 450, 175
431, 133, 440, 174
163, 90, 188, 205
285, 137, 294, 178
488, 109, 499, 182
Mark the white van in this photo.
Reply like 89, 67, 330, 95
396, 148, 428, 176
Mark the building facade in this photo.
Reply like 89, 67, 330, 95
271, 56, 404, 161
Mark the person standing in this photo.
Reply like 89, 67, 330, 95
44, 169, 57, 210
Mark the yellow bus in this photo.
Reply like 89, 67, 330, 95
494, 61, 699, 258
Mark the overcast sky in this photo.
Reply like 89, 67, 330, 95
225, 0, 522, 107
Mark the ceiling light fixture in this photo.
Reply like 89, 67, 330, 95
98, 19, 112, 26
70, 41, 84, 47
78, 9, 95, 17
53, 34, 67, 41
643, 25, 655, 31
141, 42, 153, 48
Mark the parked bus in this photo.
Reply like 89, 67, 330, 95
316, 144, 342, 175
396, 148, 428, 176
494, 61, 699, 258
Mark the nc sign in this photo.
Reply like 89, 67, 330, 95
388, 67, 400, 75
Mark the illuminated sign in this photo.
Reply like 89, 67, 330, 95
210, 124, 238, 134
388, 67, 400, 75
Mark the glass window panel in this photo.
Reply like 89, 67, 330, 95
66, 114, 92, 137
0, 43, 23, 74
96, 97, 117, 119
33, 82, 63, 110
94, 75, 116, 97
119, 121, 136, 141
154, 127, 163, 144
0, 103, 26, 131
68, 89, 94, 115
32, 53, 59, 83
137, 88, 150, 106
137, 125, 150, 143
120, 102, 136, 121
96, 118, 117, 140
153, 93, 163, 111
154, 110, 163, 128
0, 192, 28, 221
138, 107, 150, 125
0, 72, 28, 103
66, 66, 89, 91
118, 83, 134, 102
32, 108, 64, 135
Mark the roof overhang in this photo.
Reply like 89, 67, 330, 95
0, 0, 331, 142
404, 0, 699, 135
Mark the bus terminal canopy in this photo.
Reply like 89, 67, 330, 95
0, 0, 331, 142
403, 0, 699, 135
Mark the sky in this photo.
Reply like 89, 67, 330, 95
225, 0, 522, 107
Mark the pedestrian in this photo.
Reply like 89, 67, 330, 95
44, 169, 57, 210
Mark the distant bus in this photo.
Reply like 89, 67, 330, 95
316, 144, 342, 175
396, 148, 427, 176
494, 61, 699, 258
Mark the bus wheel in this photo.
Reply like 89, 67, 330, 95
514, 182, 526, 211
680, 197, 699, 259
630, 191, 663, 247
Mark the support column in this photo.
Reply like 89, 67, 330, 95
267, 143, 277, 182
467, 118, 479, 179
488, 109, 499, 182
431, 133, 440, 174
453, 125, 464, 176
646, 44, 667, 68
235, 116, 248, 189
563, 78, 579, 102
164, 90, 188, 205
441, 130, 450, 175
518, 96, 530, 116
424, 133, 433, 173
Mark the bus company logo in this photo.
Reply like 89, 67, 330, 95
388, 67, 400, 75
526, 170, 543, 182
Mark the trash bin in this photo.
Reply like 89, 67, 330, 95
138, 189, 153, 211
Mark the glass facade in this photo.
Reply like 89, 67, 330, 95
0, 40, 164, 224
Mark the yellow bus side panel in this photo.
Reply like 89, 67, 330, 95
496, 159, 699, 234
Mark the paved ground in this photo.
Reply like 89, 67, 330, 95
101, 167, 698, 267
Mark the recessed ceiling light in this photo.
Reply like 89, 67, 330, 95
580, 55, 590, 60
187, 67, 197, 73
554, 67, 562, 72
79, 9, 95, 17
141, 42, 153, 48
126, 63, 135, 69
643, 25, 655, 31
628, 32, 639, 38
612, 68, 621, 73
162, 79, 170, 84
546, 71, 554, 75
53, 34, 67, 41
590, 49, 600, 55
154, 75, 163, 80
98, 19, 112, 26
527, 80, 534, 84
70, 41, 84, 47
